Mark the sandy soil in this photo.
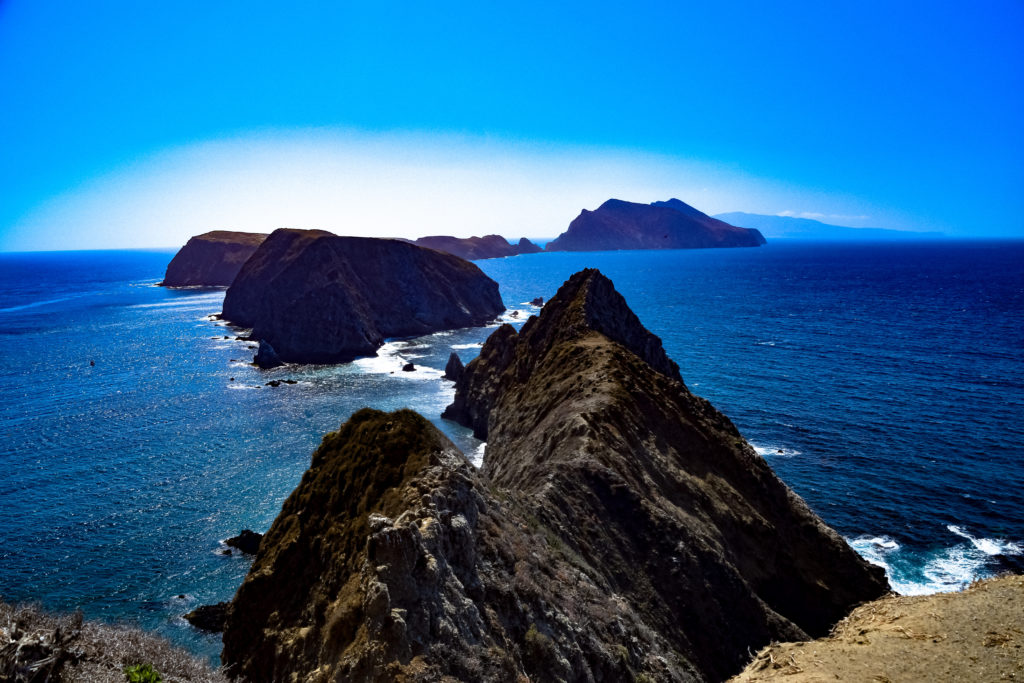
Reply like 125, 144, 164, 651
731, 574, 1024, 682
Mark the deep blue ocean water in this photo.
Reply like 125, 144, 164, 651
1, 241, 1022, 662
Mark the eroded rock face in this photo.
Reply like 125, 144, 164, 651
223, 409, 673, 682
222, 269, 888, 683
546, 198, 766, 252
445, 268, 889, 680
161, 231, 267, 287
412, 235, 542, 260
221, 229, 504, 364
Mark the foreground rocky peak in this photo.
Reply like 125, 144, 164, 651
223, 269, 888, 682
223, 409, 685, 682
445, 268, 889, 679
545, 198, 766, 252
220, 229, 504, 364
161, 230, 267, 287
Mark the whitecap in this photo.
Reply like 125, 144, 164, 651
469, 441, 486, 468
451, 343, 482, 350
947, 525, 1022, 556
750, 443, 801, 457
227, 384, 261, 390
849, 528, 1022, 596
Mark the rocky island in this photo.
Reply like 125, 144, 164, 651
220, 228, 504, 364
160, 230, 268, 286
545, 198, 766, 252
411, 234, 543, 260
220, 269, 888, 682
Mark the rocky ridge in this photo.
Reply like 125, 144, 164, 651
546, 199, 765, 252
161, 231, 267, 287
411, 234, 543, 260
220, 229, 504, 364
221, 269, 888, 682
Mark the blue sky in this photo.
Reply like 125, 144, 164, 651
1, 1, 1022, 250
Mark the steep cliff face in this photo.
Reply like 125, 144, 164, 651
220, 229, 504, 363
445, 269, 888, 679
222, 269, 888, 682
161, 231, 267, 286
545, 199, 765, 252
222, 409, 694, 682
412, 234, 542, 260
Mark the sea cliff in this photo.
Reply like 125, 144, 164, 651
546, 199, 765, 252
161, 231, 267, 287
220, 228, 504, 364
221, 268, 888, 682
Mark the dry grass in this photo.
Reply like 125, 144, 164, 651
0, 601, 229, 683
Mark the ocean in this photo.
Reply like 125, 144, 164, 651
1, 241, 1022, 662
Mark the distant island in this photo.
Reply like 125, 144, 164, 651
546, 198, 765, 251
220, 228, 504, 364
160, 230, 267, 286
410, 234, 542, 260
715, 212, 944, 240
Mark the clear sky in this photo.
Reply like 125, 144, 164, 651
1, 1, 1022, 251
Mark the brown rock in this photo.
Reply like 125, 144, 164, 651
161, 231, 267, 287
221, 229, 504, 364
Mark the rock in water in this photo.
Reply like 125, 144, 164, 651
221, 229, 504, 364
401, 362, 416, 372
545, 198, 766, 252
225, 529, 262, 555
160, 231, 267, 286
443, 352, 464, 382
253, 340, 283, 369
515, 237, 543, 254
184, 602, 229, 632
222, 270, 888, 682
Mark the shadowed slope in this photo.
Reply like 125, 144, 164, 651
161, 230, 267, 286
546, 199, 765, 252
221, 229, 504, 363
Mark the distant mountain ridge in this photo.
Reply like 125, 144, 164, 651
716, 212, 944, 240
546, 198, 765, 252
410, 234, 542, 260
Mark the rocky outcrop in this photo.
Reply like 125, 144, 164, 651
253, 340, 283, 369
412, 234, 542, 260
161, 231, 267, 287
221, 229, 504, 364
184, 602, 229, 633
546, 199, 765, 252
444, 352, 464, 382
221, 269, 887, 682
225, 529, 262, 555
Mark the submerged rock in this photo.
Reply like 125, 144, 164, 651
444, 352, 464, 382
546, 198, 766, 252
161, 231, 267, 287
222, 269, 888, 682
222, 229, 504, 364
